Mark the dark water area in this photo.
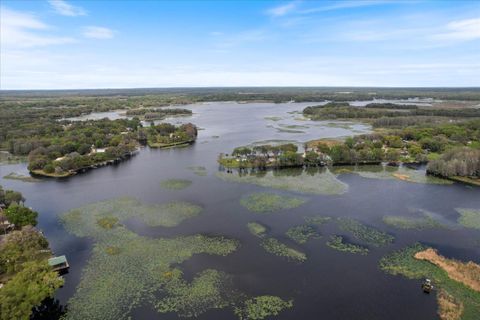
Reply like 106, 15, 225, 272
1, 101, 479, 320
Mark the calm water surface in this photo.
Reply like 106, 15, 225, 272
1, 102, 479, 320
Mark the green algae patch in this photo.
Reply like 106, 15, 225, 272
217, 168, 348, 195
326, 235, 369, 255
234, 296, 293, 320
380, 244, 480, 320
187, 166, 207, 176
260, 237, 306, 262
337, 218, 394, 247
160, 178, 192, 190
456, 208, 480, 230
59, 197, 240, 320
286, 225, 320, 244
247, 222, 267, 238
304, 215, 332, 226
240, 193, 306, 213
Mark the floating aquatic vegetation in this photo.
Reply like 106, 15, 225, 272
352, 165, 453, 185
456, 208, 480, 230
247, 222, 267, 238
250, 139, 298, 147
217, 168, 348, 195
326, 235, 369, 255
2, 172, 40, 182
278, 124, 309, 130
264, 116, 283, 121
382, 207, 448, 230
275, 127, 305, 134
155, 269, 237, 317
337, 218, 394, 247
234, 296, 293, 320
59, 197, 240, 320
97, 216, 119, 229
160, 178, 192, 190
187, 166, 207, 176
104, 246, 121, 255
304, 215, 332, 226
285, 225, 320, 244
240, 193, 306, 213
260, 237, 306, 262
380, 244, 480, 320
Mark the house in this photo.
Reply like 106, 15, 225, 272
48, 255, 69, 272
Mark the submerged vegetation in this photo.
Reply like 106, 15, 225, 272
326, 235, 369, 255
247, 222, 267, 238
217, 168, 348, 195
187, 166, 207, 176
160, 178, 192, 190
455, 208, 480, 230
383, 210, 446, 230
304, 215, 332, 226
380, 244, 480, 320
240, 192, 306, 213
260, 238, 307, 262
286, 225, 320, 244
337, 218, 394, 247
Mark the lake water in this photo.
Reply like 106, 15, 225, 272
1, 101, 478, 320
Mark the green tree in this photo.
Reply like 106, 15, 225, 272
5, 204, 38, 228
0, 261, 64, 320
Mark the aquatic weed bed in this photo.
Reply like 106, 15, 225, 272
382, 213, 445, 230
304, 215, 332, 226
326, 235, 369, 255
286, 225, 320, 244
240, 193, 306, 213
247, 222, 267, 237
160, 179, 193, 190
217, 168, 348, 195
455, 208, 480, 230
337, 218, 394, 247
260, 238, 307, 262
187, 166, 208, 176
234, 296, 293, 320
60, 197, 293, 320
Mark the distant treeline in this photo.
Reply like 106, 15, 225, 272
303, 105, 480, 120
364, 103, 419, 109
2, 87, 480, 102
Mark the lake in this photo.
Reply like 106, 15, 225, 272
1, 101, 478, 320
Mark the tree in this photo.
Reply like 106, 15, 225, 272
0, 261, 64, 320
4, 190, 25, 206
0, 226, 49, 274
5, 204, 38, 228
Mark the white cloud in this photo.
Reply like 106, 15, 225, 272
433, 18, 480, 41
0, 7, 75, 48
267, 1, 298, 17
82, 26, 115, 39
48, 0, 86, 16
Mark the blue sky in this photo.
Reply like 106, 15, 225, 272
1, 0, 479, 89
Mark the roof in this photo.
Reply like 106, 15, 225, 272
48, 255, 67, 266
